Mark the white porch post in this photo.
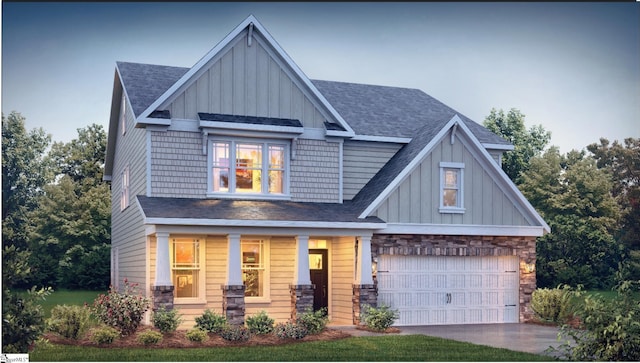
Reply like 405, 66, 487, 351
355, 235, 374, 285
293, 235, 311, 285
226, 233, 243, 285
155, 232, 172, 286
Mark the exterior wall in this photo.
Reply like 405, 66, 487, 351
150, 130, 208, 198
111, 96, 148, 291
290, 139, 340, 203
371, 234, 537, 323
374, 132, 531, 226
330, 236, 355, 324
164, 31, 329, 128
488, 150, 503, 166
343, 140, 402, 200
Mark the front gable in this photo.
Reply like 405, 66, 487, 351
140, 16, 353, 137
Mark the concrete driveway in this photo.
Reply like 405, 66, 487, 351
338, 323, 563, 356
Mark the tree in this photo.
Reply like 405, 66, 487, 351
521, 148, 623, 289
483, 108, 551, 184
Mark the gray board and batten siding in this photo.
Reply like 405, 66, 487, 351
343, 140, 402, 200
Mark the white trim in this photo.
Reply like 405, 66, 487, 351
136, 15, 355, 136
242, 237, 271, 303
120, 165, 130, 211
439, 161, 465, 213
293, 235, 311, 285
205, 192, 292, 201
146, 131, 152, 196
351, 135, 412, 143
137, 117, 171, 127
199, 120, 304, 135
326, 129, 355, 138
358, 115, 462, 218
338, 140, 344, 203
482, 143, 515, 151
378, 223, 546, 237
144, 217, 386, 230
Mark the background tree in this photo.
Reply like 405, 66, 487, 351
520, 147, 623, 288
483, 108, 551, 184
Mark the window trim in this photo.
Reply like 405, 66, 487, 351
439, 162, 465, 214
241, 237, 271, 304
207, 138, 291, 200
170, 236, 206, 305
120, 166, 130, 211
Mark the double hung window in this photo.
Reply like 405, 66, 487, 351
439, 162, 465, 213
172, 238, 202, 299
241, 239, 269, 300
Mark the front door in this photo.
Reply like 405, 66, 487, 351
309, 249, 328, 311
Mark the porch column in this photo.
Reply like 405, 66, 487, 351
152, 232, 174, 311
222, 233, 245, 325
353, 235, 377, 325
290, 235, 314, 318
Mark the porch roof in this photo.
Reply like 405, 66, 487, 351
136, 196, 385, 227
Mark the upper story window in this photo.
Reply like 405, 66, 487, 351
209, 139, 289, 198
120, 166, 129, 211
439, 162, 465, 213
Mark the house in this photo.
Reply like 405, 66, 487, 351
104, 15, 549, 328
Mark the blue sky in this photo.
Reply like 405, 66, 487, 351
2, 2, 639, 153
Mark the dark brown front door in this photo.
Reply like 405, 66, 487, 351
309, 249, 328, 311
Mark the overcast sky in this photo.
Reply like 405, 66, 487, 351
2, 2, 639, 153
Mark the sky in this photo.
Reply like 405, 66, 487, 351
2, 2, 639, 153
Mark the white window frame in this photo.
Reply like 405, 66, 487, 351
207, 138, 290, 200
170, 236, 206, 304
120, 94, 127, 136
241, 238, 271, 303
120, 165, 129, 211
439, 162, 465, 214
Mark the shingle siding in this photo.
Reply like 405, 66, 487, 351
290, 139, 340, 203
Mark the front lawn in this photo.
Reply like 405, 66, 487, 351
31, 335, 548, 361
40, 289, 104, 318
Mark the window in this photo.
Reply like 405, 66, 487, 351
210, 140, 288, 197
120, 166, 129, 211
439, 162, 465, 213
241, 239, 269, 299
172, 238, 202, 299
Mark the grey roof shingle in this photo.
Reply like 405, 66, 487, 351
137, 195, 384, 224
198, 113, 303, 128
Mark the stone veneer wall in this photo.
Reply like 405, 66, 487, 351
289, 284, 314, 320
151, 285, 174, 311
352, 284, 377, 325
371, 234, 537, 323
221, 285, 245, 325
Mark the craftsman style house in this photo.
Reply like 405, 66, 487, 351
104, 15, 549, 328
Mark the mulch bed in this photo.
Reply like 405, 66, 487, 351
44, 326, 352, 349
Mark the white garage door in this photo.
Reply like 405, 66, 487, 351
377, 255, 519, 326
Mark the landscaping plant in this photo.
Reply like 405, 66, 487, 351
296, 307, 328, 334
530, 285, 574, 324
185, 328, 208, 343
152, 306, 182, 333
194, 309, 227, 333
90, 326, 120, 345
2, 285, 52, 353
274, 321, 308, 339
360, 304, 399, 331
47, 304, 91, 339
245, 310, 274, 335
220, 324, 251, 342
91, 279, 150, 336
137, 330, 163, 345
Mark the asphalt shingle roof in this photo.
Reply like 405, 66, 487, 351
137, 195, 384, 224
198, 113, 303, 128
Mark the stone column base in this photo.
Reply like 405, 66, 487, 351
289, 284, 315, 320
221, 285, 245, 325
151, 285, 174, 311
352, 284, 377, 325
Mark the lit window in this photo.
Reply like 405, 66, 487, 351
210, 140, 288, 196
172, 238, 201, 299
241, 239, 267, 298
120, 166, 129, 211
439, 162, 465, 213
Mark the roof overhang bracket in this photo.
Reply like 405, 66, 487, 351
248, 23, 254, 47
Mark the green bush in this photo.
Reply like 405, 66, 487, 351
550, 282, 640, 361
152, 307, 182, 333
2, 286, 52, 353
137, 330, 163, 345
194, 309, 227, 333
530, 285, 574, 324
91, 279, 150, 336
360, 304, 399, 331
47, 304, 91, 339
274, 321, 308, 339
90, 326, 120, 345
185, 328, 208, 343
296, 307, 328, 335
246, 310, 274, 335
220, 324, 250, 342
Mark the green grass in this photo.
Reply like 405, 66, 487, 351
40, 289, 104, 318
31, 335, 548, 361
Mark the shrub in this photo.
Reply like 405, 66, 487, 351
47, 304, 91, 339
137, 330, 163, 345
2, 286, 52, 353
152, 307, 182, 333
91, 326, 120, 345
194, 309, 227, 334
550, 281, 640, 361
360, 304, 399, 331
220, 324, 250, 342
246, 310, 274, 335
296, 307, 328, 335
530, 285, 574, 324
92, 279, 150, 336
274, 321, 308, 340
185, 328, 208, 343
